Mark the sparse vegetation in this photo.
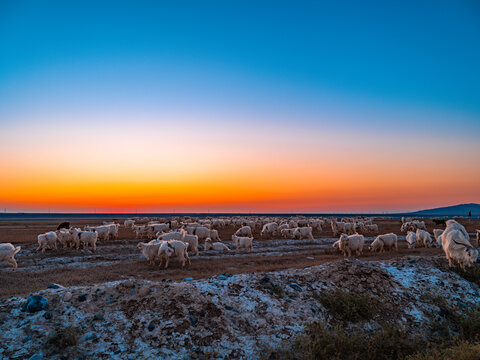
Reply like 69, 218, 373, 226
406, 341, 480, 360
452, 264, 480, 286
46, 325, 78, 352
317, 289, 381, 322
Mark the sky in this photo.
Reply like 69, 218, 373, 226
1, 0, 479, 213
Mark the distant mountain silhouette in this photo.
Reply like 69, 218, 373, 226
408, 203, 480, 216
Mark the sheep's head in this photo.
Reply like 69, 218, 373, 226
464, 248, 479, 266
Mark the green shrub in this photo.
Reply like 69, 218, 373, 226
317, 289, 380, 323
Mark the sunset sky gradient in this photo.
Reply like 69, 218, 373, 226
1, 1, 479, 213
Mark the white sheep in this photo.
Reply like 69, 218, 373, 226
137, 239, 164, 264
37, 231, 57, 253
442, 224, 478, 270
232, 235, 253, 252
205, 237, 230, 251
124, 219, 135, 229
84, 225, 110, 241
261, 222, 278, 238
293, 226, 314, 240
433, 229, 444, 247
405, 231, 417, 249
133, 225, 149, 239
280, 228, 296, 239
0, 243, 21, 269
158, 240, 190, 269
183, 234, 199, 256
371, 233, 398, 252
70, 228, 98, 251
338, 233, 364, 257
235, 226, 252, 238
416, 229, 433, 248
56, 229, 74, 248
158, 229, 186, 242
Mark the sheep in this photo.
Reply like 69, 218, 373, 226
371, 233, 398, 252
124, 219, 135, 229
84, 225, 110, 241
235, 226, 252, 238
309, 220, 323, 231
0, 243, 21, 269
232, 235, 253, 252
37, 231, 57, 253
261, 222, 278, 238
476, 230, 480, 246
106, 223, 119, 239
364, 224, 379, 234
56, 221, 70, 230
205, 237, 230, 251
183, 234, 199, 256
147, 223, 170, 237
158, 229, 186, 242
191, 226, 211, 241
442, 225, 478, 270
338, 233, 364, 257
56, 229, 74, 248
416, 229, 434, 248
281, 228, 296, 239
158, 240, 190, 269
331, 221, 346, 236
332, 240, 340, 250
210, 229, 221, 242
70, 228, 98, 251
293, 226, 314, 240
277, 223, 289, 233
405, 231, 417, 249
445, 220, 470, 241
137, 240, 164, 265
433, 229, 444, 247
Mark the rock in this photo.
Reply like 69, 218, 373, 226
184, 277, 193, 282
93, 314, 104, 321
147, 323, 155, 331
77, 294, 87, 302
289, 283, 302, 291
123, 280, 135, 288
217, 275, 227, 280
85, 334, 97, 341
138, 286, 151, 297
43, 311, 52, 320
28, 353, 43, 360
64, 292, 73, 302
225, 305, 233, 310
260, 276, 270, 283
23, 295, 48, 313
47, 283, 64, 289
189, 316, 198, 327
409, 259, 416, 264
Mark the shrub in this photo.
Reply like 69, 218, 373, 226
452, 265, 480, 286
46, 325, 78, 352
407, 341, 480, 360
317, 289, 380, 323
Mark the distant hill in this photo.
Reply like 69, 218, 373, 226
409, 203, 480, 217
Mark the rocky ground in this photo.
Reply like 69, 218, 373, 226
1, 256, 479, 360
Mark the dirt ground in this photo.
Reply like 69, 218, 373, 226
1, 217, 479, 299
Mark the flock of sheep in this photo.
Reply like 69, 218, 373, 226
1, 216, 479, 271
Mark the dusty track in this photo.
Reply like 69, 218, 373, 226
1, 218, 478, 298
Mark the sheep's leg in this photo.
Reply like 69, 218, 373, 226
164, 257, 170, 269
7, 258, 17, 269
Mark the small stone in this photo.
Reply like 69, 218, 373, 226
85, 334, 97, 341
93, 314, 104, 321
47, 283, 64, 289
77, 294, 87, 302
64, 292, 72, 302
189, 316, 198, 327
225, 305, 233, 310
147, 323, 155, 331
43, 311, 52, 320
260, 276, 270, 283
138, 286, 151, 297
114, 350, 121, 355
23, 295, 48, 313
217, 275, 227, 280
409, 260, 416, 264
184, 277, 193, 282
289, 283, 302, 291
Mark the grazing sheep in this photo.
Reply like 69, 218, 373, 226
37, 231, 57, 253
364, 224, 379, 234
0, 243, 21, 269
232, 235, 253, 252
147, 223, 170, 237
158, 240, 190, 269
84, 225, 110, 241
405, 231, 417, 249
133, 225, 149, 239
205, 238, 230, 251
56, 229, 74, 248
293, 226, 314, 240
442, 227, 478, 270
124, 219, 135, 229
261, 222, 279, 238
210, 229, 221, 242
235, 226, 252, 238
331, 221, 346, 236
158, 229, 186, 242
416, 229, 434, 248
183, 234, 199, 256
371, 233, 398, 252
137, 240, 164, 264
191, 226, 211, 241
280, 228, 296, 239
338, 233, 364, 257
70, 228, 98, 251
309, 220, 323, 231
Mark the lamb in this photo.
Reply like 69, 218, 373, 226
37, 231, 57, 253
137, 240, 164, 264
371, 233, 398, 252
205, 237, 230, 251
416, 229, 434, 248
158, 240, 190, 269
0, 243, 21, 269
183, 234, 199, 256
261, 222, 279, 238
433, 229, 444, 247
293, 226, 314, 240
232, 235, 253, 252
235, 226, 252, 238
338, 233, 364, 257
70, 228, 98, 251
405, 231, 417, 249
